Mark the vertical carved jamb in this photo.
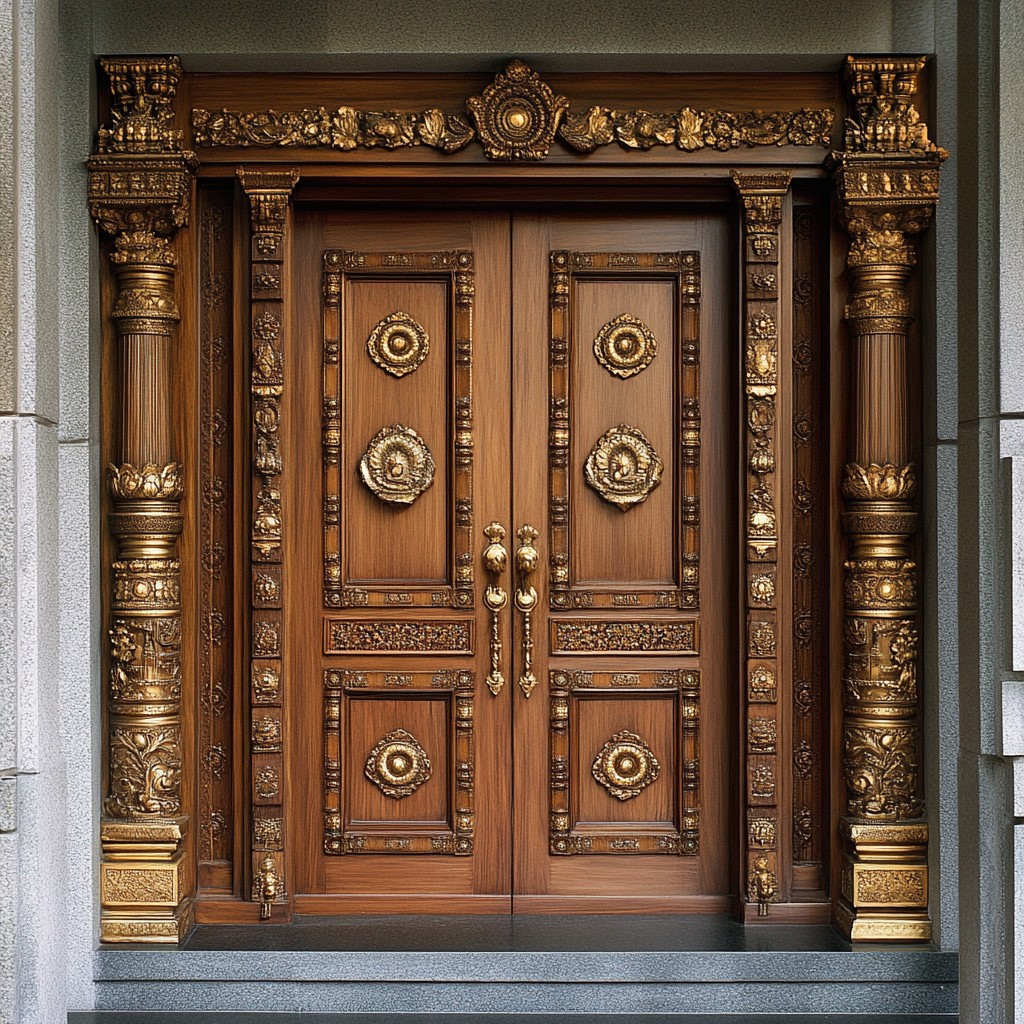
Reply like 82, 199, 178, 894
828, 56, 946, 941
238, 168, 299, 920
87, 57, 198, 943
732, 171, 791, 918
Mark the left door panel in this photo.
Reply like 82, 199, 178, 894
288, 208, 513, 913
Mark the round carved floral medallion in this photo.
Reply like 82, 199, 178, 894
359, 423, 435, 505
366, 311, 429, 377
593, 313, 657, 378
584, 423, 663, 511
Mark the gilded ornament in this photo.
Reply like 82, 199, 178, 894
751, 763, 775, 799
366, 311, 429, 377
748, 816, 776, 848
844, 725, 921, 819
559, 105, 832, 153
855, 868, 926, 905
593, 314, 657, 379
843, 461, 916, 500
255, 766, 279, 801
253, 817, 283, 850
364, 729, 432, 799
359, 424, 436, 505
748, 619, 776, 658
108, 462, 184, 501
466, 60, 568, 161
584, 424, 664, 511
844, 57, 942, 155
253, 852, 284, 920
552, 620, 696, 654
106, 726, 182, 817
748, 854, 778, 915
592, 730, 661, 801
748, 717, 777, 754
326, 619, 472, 653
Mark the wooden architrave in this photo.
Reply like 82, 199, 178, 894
90, 56, 942, 940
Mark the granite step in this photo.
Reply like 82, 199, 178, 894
81, 915, 958, 1019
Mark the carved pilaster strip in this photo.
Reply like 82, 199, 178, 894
828, 55, 946, 942
89, 56, 198, 944
198, 189, 235, 880
732, 170, 791, 917
239, 167, 299, 920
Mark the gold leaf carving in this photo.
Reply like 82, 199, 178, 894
359, 424, 435, 505
466, 60, 568, 161
108, 462, 184, 500
553, 620, 696, 654
592, 730, 660, 801
365, 729, 432, 799
327, 619, 472, 654
843, 462, 916, 501
593, 314, 657, 379
844, 57, 942, 155
584, 424, 663, 511
856, 868, 926, 905
366, 311, 429, 377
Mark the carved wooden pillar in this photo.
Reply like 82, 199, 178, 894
829, 57, 945, 941
88, 57, 198, 942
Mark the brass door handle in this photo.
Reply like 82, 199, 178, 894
482, 523, 509, 696
515, 524, 539, 698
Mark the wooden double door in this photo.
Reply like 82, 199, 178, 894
288, 203, 737, 913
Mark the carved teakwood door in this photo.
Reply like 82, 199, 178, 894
289, 205, 734, 913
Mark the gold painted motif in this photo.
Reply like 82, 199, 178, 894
365, 729, 432, 799
584, 424, 664, 511
367, 311, 429, 377
593, 314, 657, 379
592, 731, 661, 801
359, 424, 436, 505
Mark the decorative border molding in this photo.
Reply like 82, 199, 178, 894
191, 60, 835, 162
239, 166, 299, 920
732, 169, 790, 918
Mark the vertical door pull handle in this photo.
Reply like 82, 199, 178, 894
515, 524, 540, 698
482, 523, 509, 696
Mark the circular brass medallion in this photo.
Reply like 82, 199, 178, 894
592, 730, 660, 801
466, 60, 569, 161
359, 424, 435, 505
365, 729, 431, 799
593, 314, 657, 379
367, 311, 429, 377
584, 424, 663, 511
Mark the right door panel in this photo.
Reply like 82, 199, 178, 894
511, 210, 738, 911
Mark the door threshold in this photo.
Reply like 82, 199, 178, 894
173, 912, 936, 955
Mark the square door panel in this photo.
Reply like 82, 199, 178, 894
548, 669, 699, 855
323, 669, 475, 855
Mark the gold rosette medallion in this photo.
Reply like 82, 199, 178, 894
359, 424, 435, 505
584, 424, 663, 511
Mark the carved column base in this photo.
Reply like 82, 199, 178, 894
99, 819, 193, 943
835, 821, 931, 941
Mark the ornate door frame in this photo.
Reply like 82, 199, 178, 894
87, 56, 945, 942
